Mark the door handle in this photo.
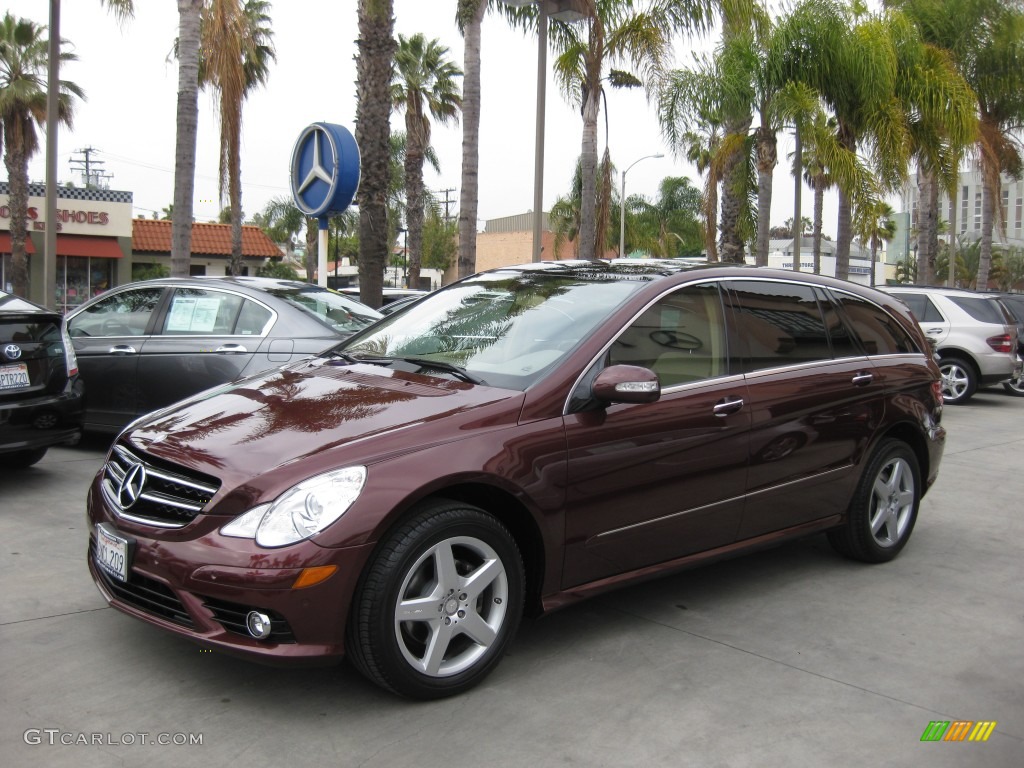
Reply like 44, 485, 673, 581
926, 328, 943, 334
216, 344, 248, 353
108, 345, 137, 355
852, 372, 874, 386
713, 397, 744, 417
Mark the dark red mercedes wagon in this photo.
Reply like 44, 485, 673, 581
86, 262, 945, 698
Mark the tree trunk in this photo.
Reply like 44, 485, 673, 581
305, 217, 317, 282
577, 19, 604, 262
916, 169, 939, 285
754, 126, 776, 267
405, 109, 426, 291
172, 0, 203, 278
355, 0, 396, 309
792, 125, 802, 273
458, 0, 485, 280
834, 125, 856, 281
229, 131, 243, 275
977, 181, 994, 291
812, 180, 824, 274
2, 122, 30, 297
948, 182, 958, 287
719, 117, 752, 263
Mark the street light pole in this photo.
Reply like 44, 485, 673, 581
619, 153, 663, 258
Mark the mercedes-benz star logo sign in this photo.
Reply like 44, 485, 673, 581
296, 128, 334, 197
3, 344, 21, 361
118, 463, 147, 510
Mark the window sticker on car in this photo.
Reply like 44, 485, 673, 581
166, 297, 221, 333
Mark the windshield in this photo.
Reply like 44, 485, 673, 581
264, 285, 382, 335
339, 270, 648, 389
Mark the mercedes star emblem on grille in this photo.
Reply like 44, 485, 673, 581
117, 463, 147, 509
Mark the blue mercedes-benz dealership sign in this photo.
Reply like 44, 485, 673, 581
289, 123, 360, 219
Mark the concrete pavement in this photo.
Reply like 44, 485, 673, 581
1, 395, 1022, 767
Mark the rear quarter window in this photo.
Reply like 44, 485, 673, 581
834, 294, 920, 355
949, 296, 1007, 324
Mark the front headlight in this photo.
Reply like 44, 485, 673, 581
220, 466, 367, 548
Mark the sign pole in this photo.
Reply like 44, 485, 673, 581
318, 217, 329, 287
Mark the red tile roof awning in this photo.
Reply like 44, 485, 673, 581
55, 235, 123, 258
0, 232, 37, 253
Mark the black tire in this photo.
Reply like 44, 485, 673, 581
347, 499, 524, 699
5, 448, 48, 469
938, 356, 976, 404
1002, 376, 1024, 397
828, 439, 921, 563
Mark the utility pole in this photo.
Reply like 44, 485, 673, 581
69, 146, 111, 189
436, 188, 457, 224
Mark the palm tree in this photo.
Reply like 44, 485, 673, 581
392, 33, 462, 291
0, 13, 84, 298
626, 176, 703, 257
101, 0, 203, 277
853, 198, 896, 287
456, 0, 487, 279
259, 195, 305, 262
891, 0, 1024, 291
199, 0, 276, 276
658, 66, 723, 261
543, 0, 723, 260
355, 0, 396, 309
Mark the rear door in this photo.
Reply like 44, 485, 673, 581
724, 279, 887, 539
67, 285, 166, 429
890, 291, 948, 347
135, 287, 270, 415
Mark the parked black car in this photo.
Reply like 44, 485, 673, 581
992, 292, 1024, 395
0, 290, 83, 467
66, 277, 382, 432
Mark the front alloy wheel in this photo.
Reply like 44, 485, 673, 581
347, 500, 524, 699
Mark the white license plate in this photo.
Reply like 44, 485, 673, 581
95, 524, 130, 582
0, 363, 29, 391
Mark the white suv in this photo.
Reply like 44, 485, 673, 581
883, 286, 1021, 404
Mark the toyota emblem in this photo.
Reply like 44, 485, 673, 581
117, 463, 148, 509
2, 343, 21, 361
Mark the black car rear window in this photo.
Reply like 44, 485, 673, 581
0, 319, 60, 343
949, 296, 1007, 324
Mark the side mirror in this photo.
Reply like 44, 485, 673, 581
592, 365, 661, 405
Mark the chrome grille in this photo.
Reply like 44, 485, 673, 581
101, 444, 220, 528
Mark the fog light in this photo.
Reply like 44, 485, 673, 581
245, 611, 272, 640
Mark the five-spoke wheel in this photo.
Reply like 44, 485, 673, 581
347, 500, 524, 699
828, 439, 921, 563
938, 357, 976, 404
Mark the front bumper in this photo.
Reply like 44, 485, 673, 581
85, 475, 376, 665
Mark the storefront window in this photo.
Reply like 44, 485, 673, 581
1, 253, 11, 293
56, 256, 114, 314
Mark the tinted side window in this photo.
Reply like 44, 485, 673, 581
68, 287, 164, 337
727, 281, 831, 372
162, 289, 244, 335
949, 296, 1007, 325
609, 282, 727, 387
819, 289, 860, 358
834, 293, 920, 355
892, 293, 943, 323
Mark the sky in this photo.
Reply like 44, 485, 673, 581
17, 0, 838, 237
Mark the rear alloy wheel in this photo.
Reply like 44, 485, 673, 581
938, 357, 976, 404
6, 448, 48, 468
347, 500, 524, 699
828, 439, 920, 563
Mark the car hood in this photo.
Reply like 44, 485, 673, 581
123, 358, 525, 513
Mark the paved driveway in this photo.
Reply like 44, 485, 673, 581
2, 393, 1022, 767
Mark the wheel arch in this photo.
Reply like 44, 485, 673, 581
877, 422, 930, 496
369, 482, 549, 617
935, 348, 980, 377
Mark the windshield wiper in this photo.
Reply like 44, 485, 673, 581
398, 357, 487, 385
325, 353, 485, 385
